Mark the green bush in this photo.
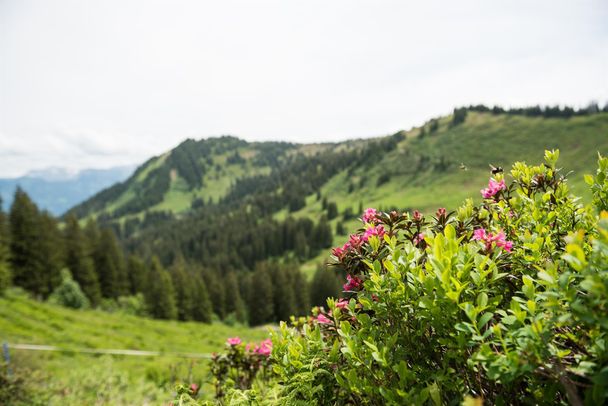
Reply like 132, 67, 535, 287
48, 269, 90, 309
184, 150, 608, 405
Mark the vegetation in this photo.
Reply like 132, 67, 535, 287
184, 151, 608, 405
0, 289, 269, 404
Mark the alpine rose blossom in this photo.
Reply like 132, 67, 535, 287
226, 337, 242, 346
362, 208, 379, 224
256, 339, 272, 356
343, 274, 363, 291
481, 178, 506, 199
316, 314, 332, 324
335, 299, 349, 309
362, 224, 386, 242
473, 228, 513, 253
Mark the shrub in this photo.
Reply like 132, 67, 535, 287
48, 269, 90, 309
181, 150, 608, 405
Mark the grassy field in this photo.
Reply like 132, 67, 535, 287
0, 289, 270, 405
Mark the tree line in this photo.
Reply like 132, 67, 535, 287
0, 188, 341, 325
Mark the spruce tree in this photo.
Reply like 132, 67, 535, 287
145, 256, 177, 319
269, 264, 295, 322
170, 259, 195, 321
223, 272, 247, 324
93, 228, 122, 298
0, 199, 11, 294
9, 188, 46, 296
191, 274, 213, 323
204, 271, 226, 319
248, 265, 274, 326
290, 267, 310, 316
37, 212, 64, 296
310, 266, 342, 308
126, 255, 147, 294
64, 214, 101, 305
311, 216, 333, 250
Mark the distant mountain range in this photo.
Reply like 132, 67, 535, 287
0, 166, 136, 215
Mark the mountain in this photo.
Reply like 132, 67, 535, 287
67, 108, 608, 274
0, 166, 136, 215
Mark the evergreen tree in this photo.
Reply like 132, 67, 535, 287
145, 256, 177, 319
9, 188, 47, 296
0, 199, 10, 294
170, 259, 195, 321
126, 255, 147, 294
203, 271, 226, 319
248, 265, 274, 326
37, 212, 64, 295
326, 202, 338, 220
336, 221, 346, 236
93, 228, 123, 298
64, 214, 101, 305
310, 266, 342, 308
269, 264, 295, 322
311, 216, 333, 250
191, 274, 213, 323
290, 267, 310, 316
223, 272, 247, 324
294, 231, 309, 260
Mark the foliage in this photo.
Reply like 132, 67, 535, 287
202, 151, 608, 405
585, 152, 608, 212
48, 269, 90, 309
145, 256, 178, 319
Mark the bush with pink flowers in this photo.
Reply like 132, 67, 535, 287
178, 151, 608, 405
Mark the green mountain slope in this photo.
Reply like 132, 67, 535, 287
67, 110, 608, 278
0, 289, 269, 404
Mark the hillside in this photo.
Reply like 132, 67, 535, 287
0, 166, 135, 215
67, 110, 608, 277
0, 289, 269, 404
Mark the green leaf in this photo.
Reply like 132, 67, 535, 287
477, 312, 494, 329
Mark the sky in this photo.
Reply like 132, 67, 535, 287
1, 0, 607, 177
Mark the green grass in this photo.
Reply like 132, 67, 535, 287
0, 289, 269, 404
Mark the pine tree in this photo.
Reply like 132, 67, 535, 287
170, 259, 195, 321
248, 265, 274, 326
126, 255, 147, 294
310, 266, 342, 308
9, 188, 46, 296
191, 274, 213, 323
294, 231, 309, 260
0, 199, 11, 294
311, 216, 333, 250
204, 271, 226, 319
269, 264, 295, 322
290, 267, 310, 316
93, 228, 123, 298
64, 214, 101, 305
145, 256, 177, 319
223, 272, 247, 324
37, 211, 64, 296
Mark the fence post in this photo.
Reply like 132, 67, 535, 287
2, 342, 12, 376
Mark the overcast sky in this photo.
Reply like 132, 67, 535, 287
1, 0, 607, 177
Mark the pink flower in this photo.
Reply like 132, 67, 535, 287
189, 383, 199, 394
472, 228, 513, 253
316, 314, 332, 324
362, 208, 379, 224
245, 343, 258, 353
362, 225, 386, 242
481, 178, 506, 199
413, 210, 423, 222
343, 274, 363, 291
335, 299, 349, 309
256, 339, 272, 356
413, 233, 425, 245
226, 337, 242, 346
348, 234, 364, 251
331, 244, 347, 259
436, 207, 447, 218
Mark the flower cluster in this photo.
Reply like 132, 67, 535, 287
227, 337, 273, 357
472, 228, 513, 253
362, 224, 385, 242
480, 178, 506, 198
343, 274, 363, 291
226, 337, 242, 346
361, 207, 379, 224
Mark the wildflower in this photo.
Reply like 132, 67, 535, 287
335, 299, 349, 309
226, 337, 242, 346
436, 207, 446, 218
256, 339, 272, 356
472, 228, 513, 253
362, 208, 379, 224
316, 314, 332, 324
348, 234, 364, 251
362, 224, 386, 242
331, 244, 347, 260
189, 383, 199, 395
413, 233, 425, 245
245, 343, 258, 353
413, 210, 423, 222
343, 274, 363, 291
481, 178, 506, 199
